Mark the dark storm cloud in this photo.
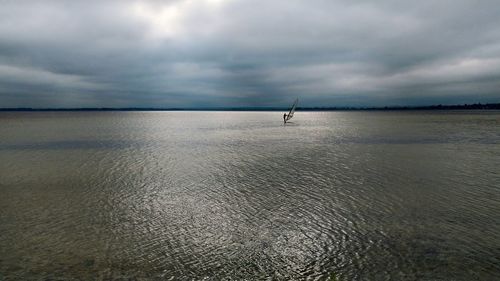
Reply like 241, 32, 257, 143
1, 0, 499, 107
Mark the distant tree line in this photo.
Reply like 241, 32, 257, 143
297, 103, 500, 111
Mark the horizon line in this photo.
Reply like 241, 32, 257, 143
1, 103, 499, 112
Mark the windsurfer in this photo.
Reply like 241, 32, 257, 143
283, 113, 287, 124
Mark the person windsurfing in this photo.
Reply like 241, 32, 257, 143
283, 98, 298, 124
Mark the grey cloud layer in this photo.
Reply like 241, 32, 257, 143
1, 0, 499, 107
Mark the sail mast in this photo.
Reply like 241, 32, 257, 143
286, 98, 298, 121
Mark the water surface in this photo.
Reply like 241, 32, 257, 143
1, 111, 499, 280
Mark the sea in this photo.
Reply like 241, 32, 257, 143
0, 111, 499, 280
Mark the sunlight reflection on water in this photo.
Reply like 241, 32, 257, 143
0, 111, 499, 280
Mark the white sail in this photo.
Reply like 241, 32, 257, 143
285, 98, 298, 121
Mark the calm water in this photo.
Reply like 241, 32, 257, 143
0, 111, 499, 280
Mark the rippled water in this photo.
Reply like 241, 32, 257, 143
0, 111, 499, 280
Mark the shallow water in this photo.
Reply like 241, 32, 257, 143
0, 111, 499, 280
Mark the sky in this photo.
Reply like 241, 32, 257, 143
1, 0, 500, 108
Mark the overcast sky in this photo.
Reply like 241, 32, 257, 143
1, 0, 500, 108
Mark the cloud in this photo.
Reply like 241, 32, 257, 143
0, 0, 499, 107
0, 64, 101, 89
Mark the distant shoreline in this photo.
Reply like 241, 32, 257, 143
1, 103, 499, 111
